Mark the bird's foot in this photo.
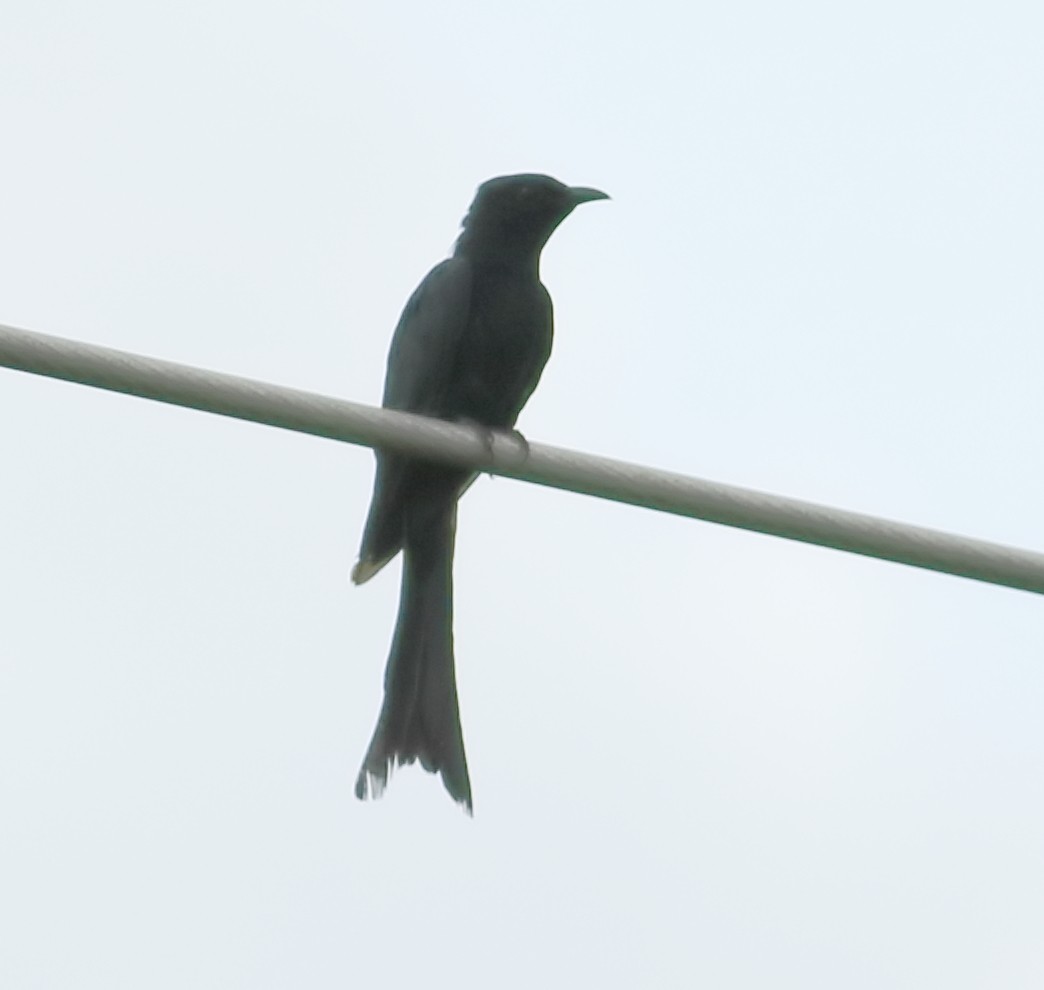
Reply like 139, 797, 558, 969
506, 428, 530, 459
458, 421, 530, 477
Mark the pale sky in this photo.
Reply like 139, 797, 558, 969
2, 3, 1043, 987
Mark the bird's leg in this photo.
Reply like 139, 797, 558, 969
457, 420, 530, 478
506, 428, 530, 459
455, 417, 496, 459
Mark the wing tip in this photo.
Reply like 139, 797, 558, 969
351, 557, 388, 585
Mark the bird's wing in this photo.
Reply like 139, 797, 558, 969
353, 257, 473, 582
382, 257, 473, 416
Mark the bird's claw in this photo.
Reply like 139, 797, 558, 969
507, 428, 530, 458
459, 421, 530, 478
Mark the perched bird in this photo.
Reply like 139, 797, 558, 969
353, 174, 608, 811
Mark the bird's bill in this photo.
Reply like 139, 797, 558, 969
568, 186, 610, 205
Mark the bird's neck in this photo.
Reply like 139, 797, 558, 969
454, 231, 544, 277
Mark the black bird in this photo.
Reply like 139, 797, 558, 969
353, 174, 608, 811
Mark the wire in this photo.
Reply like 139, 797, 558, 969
2, 321, 1042, 595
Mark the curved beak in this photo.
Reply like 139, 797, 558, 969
568, 186, 610, 206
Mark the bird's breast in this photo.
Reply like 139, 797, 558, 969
448, 271, 553, 427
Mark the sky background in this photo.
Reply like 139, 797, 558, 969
2, 2, 1043, 987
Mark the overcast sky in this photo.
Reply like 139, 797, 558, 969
2, 2, 1043, 987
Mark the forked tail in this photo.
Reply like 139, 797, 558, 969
355, 508, 472, 812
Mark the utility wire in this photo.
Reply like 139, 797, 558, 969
2, 321, 1042, 596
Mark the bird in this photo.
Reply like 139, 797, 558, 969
352, 174, 608, 812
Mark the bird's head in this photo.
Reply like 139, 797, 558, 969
456, 174, 609, 263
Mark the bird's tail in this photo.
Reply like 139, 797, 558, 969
354, 508, 472, 813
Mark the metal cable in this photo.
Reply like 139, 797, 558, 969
2, 321, 1042, 595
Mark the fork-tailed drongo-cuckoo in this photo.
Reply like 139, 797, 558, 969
353, 174, 608, 811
